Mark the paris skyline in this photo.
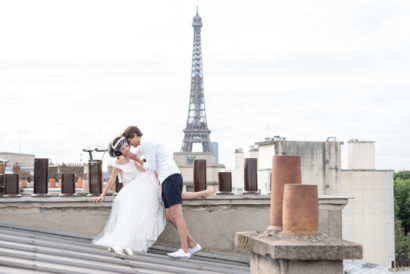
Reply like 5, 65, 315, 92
0, 0, 409, 171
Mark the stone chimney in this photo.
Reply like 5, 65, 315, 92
0, 163, 6, 174
249, 146, 259, 160
347, 139, 375, 170
235, 155, 362, 274
12, 162, 21, 175
234, 148, 244, 170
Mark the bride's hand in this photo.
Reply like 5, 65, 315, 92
93, 195, 105, 203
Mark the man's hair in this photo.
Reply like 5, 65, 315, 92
122, 126, 143, 139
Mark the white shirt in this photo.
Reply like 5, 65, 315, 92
136, 136, 180, 184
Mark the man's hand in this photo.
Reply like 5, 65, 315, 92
126, 152, 145, 166
93, 195, 105, 203
126, 152, 138, 161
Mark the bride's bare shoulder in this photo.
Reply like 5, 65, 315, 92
115, 156, 128, 165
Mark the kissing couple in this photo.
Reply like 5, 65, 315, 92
92, 125, 216, 258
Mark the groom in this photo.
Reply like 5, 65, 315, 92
122, 125, 201, 259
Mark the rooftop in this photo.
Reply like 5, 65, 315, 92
0, 222, 250, 274
0, 152, 35, 157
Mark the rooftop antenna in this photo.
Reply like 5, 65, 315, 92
19, 131, 22, 153
82, 145, 108, 161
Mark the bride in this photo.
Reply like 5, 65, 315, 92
92, 136, 165, 255
92, 136, 216, 256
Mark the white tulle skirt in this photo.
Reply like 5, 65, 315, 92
92, 172, 166, 252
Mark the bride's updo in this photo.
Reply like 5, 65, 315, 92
109, 136, 128, 157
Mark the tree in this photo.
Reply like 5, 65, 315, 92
395, 220, 408, 259
395, 171, 410, 181
394, 175, 410, 234
394, 171, 410, 259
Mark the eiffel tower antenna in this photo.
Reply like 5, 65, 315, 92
181, 7, 213, 153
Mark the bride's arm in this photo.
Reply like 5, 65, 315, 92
133, 161, 145, 172
92, 168, 119, 203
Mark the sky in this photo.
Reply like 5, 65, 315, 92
0, 0, 409, 171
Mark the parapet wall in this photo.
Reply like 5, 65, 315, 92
0, 195, 348, 257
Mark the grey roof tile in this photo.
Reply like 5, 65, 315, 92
0, 222, 250, 274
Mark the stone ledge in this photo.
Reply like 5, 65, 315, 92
0, 195, 348, 210
0, 195, 350, 258
235, 231, 362, 261
0, 194, 349, 203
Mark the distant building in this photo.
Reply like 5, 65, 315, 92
339, 140, 394, 266
0, 152, 35, 168
174, 152, 224, 191
228, 137, 394, 266
211, 142, 219, 163
0, 159, 8, 173
49, 163, 84, 181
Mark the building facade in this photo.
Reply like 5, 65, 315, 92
0, 152, 35, 168
228, 138, 395, 265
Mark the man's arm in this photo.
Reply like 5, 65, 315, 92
126, 142, 157, 172
126, 152, 145, 166
141, 142, 157, 172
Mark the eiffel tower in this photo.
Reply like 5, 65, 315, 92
181, 8, 213, 154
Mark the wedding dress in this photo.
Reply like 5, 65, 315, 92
92, 160, 166, 252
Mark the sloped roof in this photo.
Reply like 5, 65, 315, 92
0, 222, 250, 274
343, 261, 408, 274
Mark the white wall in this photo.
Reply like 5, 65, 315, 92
178, 164, 221, 186
274, 141, 342, 195
230, 141, 342, 195
258, 144, 275, 169
338, 170, 395, 265
231, 169, 244, 194
234, 150, 244, 170
249, 150, 259, 160
0, 152, 35, 168
347, 141, 375, 170
257, 169, 271, 194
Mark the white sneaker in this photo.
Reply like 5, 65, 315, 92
124, 248, 136, 256
112, 246, 125, 255
189, 244, 202, 256
167, 249, 191, 259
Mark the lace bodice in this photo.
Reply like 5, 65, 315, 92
112, 160, 141, 185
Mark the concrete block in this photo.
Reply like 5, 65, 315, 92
236, 230, 362, 274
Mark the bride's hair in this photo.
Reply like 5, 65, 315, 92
122, 126, 143, 139
109, 136, 128, 158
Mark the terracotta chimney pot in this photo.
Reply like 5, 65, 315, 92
282, 184, 319, 236
49, 178, 56, 188
268, 155, 301, 231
